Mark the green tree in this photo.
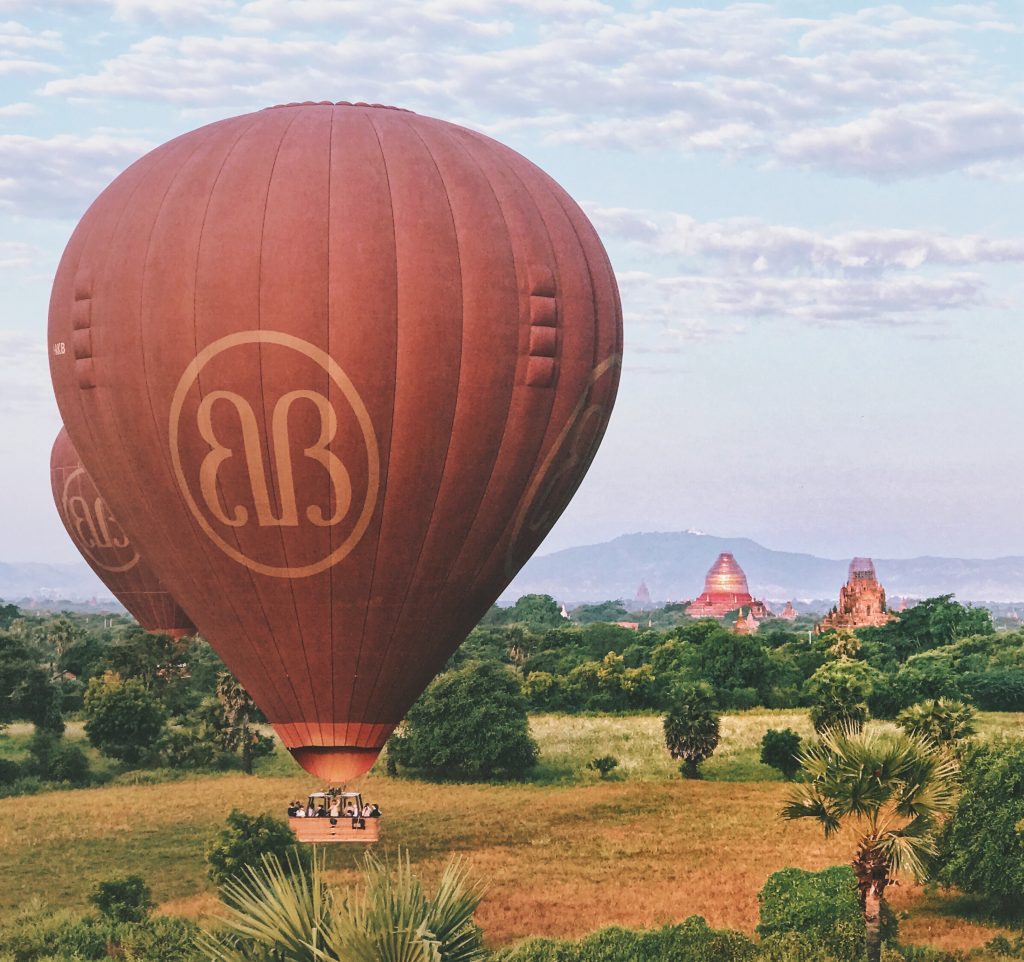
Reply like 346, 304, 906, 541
206, 809, 311, 889
89, 875, 154, 923
389, 661, 538, 780
781, 726, 958, 962
938, 740, 1024, 916
862, 595, 992, 662
663, 683, 720, 779
806, 658, 879, 733
760, 728, 802, 780
83, 670, 166, 764
214, 673, 274, 774
571, 600, 628, 624
0, 630, 63, 733
896, 698, 976, 752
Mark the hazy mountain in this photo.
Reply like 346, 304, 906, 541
499, 531, 1024, 606
0, 561, 113, 606
5, 531, 1024, 612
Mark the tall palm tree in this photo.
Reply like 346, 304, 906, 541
780, 725, 959, 962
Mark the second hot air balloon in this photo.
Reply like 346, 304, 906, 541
48, 101, 622, 785
50, 427, 195, 637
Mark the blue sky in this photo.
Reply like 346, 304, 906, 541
1, 0, 1022, 564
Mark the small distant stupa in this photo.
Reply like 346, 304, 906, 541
778, 601, 798, 621
634, 581, 652, 609
685, 553, 770, 619
734, 609, 759, 635
816, 558, 896, 633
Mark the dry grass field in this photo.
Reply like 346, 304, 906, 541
0, 711, 1020, 952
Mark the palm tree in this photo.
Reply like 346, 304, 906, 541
200, 848, 485, 962
896, 698, 976, 753
780, 725, 959, 962
663, 683, 720, 779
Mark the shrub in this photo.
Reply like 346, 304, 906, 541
206, 809, 311, 888
492, 917, 757, 962
389, 661, 538, 780
805, 659, 878, 733
84, 670, 166, 765
663, 682, 720, 779
89, 874, 154, 923
961, 670, 1024, 711
586, 755, 619, 778
895, 698, 976, 750
760, 728, 802, 780
24, 730, 90, 785
0, 756, 20, 784
938, 740, 1024, 916
202, 849, 484, 962
757, 865, 896, 961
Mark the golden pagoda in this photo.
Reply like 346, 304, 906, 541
685, 552, 771, 619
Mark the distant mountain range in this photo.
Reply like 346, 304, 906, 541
0, 561, 114, 609
499, 531, 1024, 606
4, 531, 1024, 611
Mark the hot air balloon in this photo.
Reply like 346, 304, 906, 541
50, 426, 195, 637
48, 102, 622, 794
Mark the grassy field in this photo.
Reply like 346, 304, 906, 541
0, 711, 1021, 951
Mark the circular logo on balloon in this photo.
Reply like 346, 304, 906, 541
504, 353, 622, 577
60, 468, 140, 574
169, 331, 380, 578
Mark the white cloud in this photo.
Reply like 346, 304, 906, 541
777, 98, 1024, 178
33, 3, 1024, 179
594, 207, 1020, 336
0, 100, 34, 115
590, 206, 1024, 274
0, 131, 152, 219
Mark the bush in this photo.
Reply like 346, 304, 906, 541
806, 659, 878, 734
757, 865, 896, 961
0, 755, 20, 784
84, 670, 166, 765
389, 661, 538, 780
961, 670, 1024, 711
663, 683, 720, 779
760, 729, 802, 780
89, 874, 153, 923
24, 730, 90, 785
938, 740, 1024, 916
493, 917, 757, 962
0, 902, 201, 962
895, 698, 976, 749
206, 809, 311, 888
586, 755, 619, 778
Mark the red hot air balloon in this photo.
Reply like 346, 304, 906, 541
48, 102, 622, 783
50, 427, 195, 637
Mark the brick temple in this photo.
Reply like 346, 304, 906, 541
685, 552, 771, 619
816, 557, 897, 633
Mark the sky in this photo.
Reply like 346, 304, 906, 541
0, 0, 1022, 565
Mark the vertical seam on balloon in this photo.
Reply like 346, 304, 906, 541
344, 109, 397, 751
533, 183, 615, 531
460, 139, 566, 598
78, 147, 220, 640
326, 105, 336, 747
354, 116, 466, 737
366, 121, 518, 732
254, 107, 324, 750
187, 115, 308, 735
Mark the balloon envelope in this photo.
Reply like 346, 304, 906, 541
50, 427, 195, 637
48, 102, 621, 781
